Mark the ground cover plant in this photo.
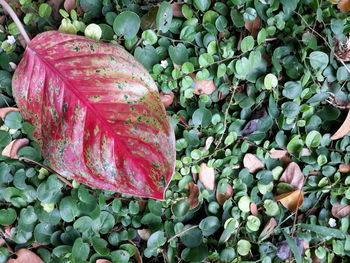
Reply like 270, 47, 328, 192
0, 0, 349, 262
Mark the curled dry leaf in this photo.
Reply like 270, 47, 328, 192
279, 162, 304, 190
96, 260, 112, 263
270, 149, 291, 164
243, 153, 264, 173
331, 204, 350, 219
276, 189, 304, 212
0, 107, 19, 119
64, 0, 76, 12
339, 163, 350, 173
189, 73, 216, 95
337, 0, 350, 12
2, 138, 29, 159
128, 241, 143, 263
159, 92, 174, 107
259, 217, 277, 240
331, 110, 350, 140
250, 203, 258, 216
171, 3, 184, 17
245, 16, 262, 37
216, 183, 233, 205
199, 163, 215, 190
7, 249, 44, 263
137, 229, 152, 240
188, 182, 200, 209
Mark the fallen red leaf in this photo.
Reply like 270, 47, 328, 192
279, 162, 304, 190
243, 153, 264, 173
189, 73, 216, 95
7, 249, 43, 263
259, 217, 277, 240
2, 138, 29, 159
199, 163, 215, 190
13, 31, 176, 199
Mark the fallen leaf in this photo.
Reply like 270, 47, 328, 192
276, 189, 304, 212
270, 149, 291, 164
331, 204, 350, 219
339, 163, 350, 173
279, 162, 304, 190
199, 163, 215, 190
96, 260, 112, 263
2, 138, 29, 159
331, 110, 350, 140
259, 217, 277, 240
337, 0, 350, 11
64, 0, 76, 12
245, 16, 261, 37
188, 182, 200, 209
241, 119, 259, 136
0, 107, 19, 119
216, 183, 233, 205
243, 153, 264, 173
250, 203, 258, 216
172, 3, 183, 17
137, 229, 151, 240
189, 73, 216, 95
7, 249, 44, 263
159, 92, 174, 107
47, 0, 65, 19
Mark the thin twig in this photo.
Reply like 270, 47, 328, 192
167, 225, 198, 243
294, 11, 350, 74
0, 0, 30, 45
19, 157, 73, 187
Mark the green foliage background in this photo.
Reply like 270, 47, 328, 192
0, 0, 349, 262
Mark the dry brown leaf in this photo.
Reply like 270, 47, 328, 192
159, 92, 174, 107
64, 0, 76, 12
188, 182, 200, 209
137, 229, 151, 240
270, 149, 291, 164
2, 138, 29, 159
128, 242, 143, 263
331, 204, 350, 219
279, 162, 304, 190
0, 107, 19, 119
331, 110, 350, 140
189, 73, 216, 95
199, 163, 215, 190
243, 153, 264, 173
7, 249, 44, 263
339, 163, 350, 173
96, 260, 112, 263
250, 203, 258, 216
172, 3, 183, 17
276, 190, 304, 212
337, 0, 350, 11
245, 16, 261, 37
216, 183, 233, 205
259, 217, 277, 240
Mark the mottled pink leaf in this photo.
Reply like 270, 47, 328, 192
12, 31, 175, 199
2, 138, 29, 159
199, 163, 215, 190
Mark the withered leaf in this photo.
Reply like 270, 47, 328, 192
337, 0, 350, 12
279, 162, 304, 190
2, 138, 29, 159
259, 217, 277, 240
270, 149, 291, 164
7, 249, 44, 263
243, 153, 264, 173
331, 204, 350, 219
216, 183, 233, 205
137, 229, 152, 240
339, 163, 350, 173
276, 189, 304, 212
250, 203, 258, 216
190, 73, 216, 95
245, 16, 262, 37
96, 260, 112, 263
241, 119, 259, 136
159, 92, 174, 107
188, 182, 200, 209
331, 110, 350, 140
277, 238, 304, 260
172, 3, 184, 17
199, 163, 215, 190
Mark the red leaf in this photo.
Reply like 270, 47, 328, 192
199, 163, 215, 190
216, 183, 233, 205
2, 138, 29, 159
7, 249, 44, 263
12, 31, 176, 199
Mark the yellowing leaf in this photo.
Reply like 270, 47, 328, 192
279, 162, 304, 190
331, 204, 350, 219
276, 190, 304, 212
338, 0, 350, 11
243, 153, 264, 173
199, 163, 215, 190
2, 138, 29, 159
331, 110, 350, 140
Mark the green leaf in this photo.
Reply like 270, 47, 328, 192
282, 231, 302, 263
80, 0, 102, 17
91, 236, 110, 256
0, 208, 16, 225
134, 45, 159, 71
4, 111, 23, 129
147, 231, 167, 248
72, 237, 90, 261
156, 2, 173, 33
264, 73, 278, 90
141, 29, 157, 45
282, 102, 299, 118
282, 81, 302, 99
199, 53, 214, 67
300, 224, 346, 239
113, 11, 140, 40
180, 226, 203, 247
199, 216, 221, 236
193, 0, 211, 11
237, 239, 251, 256
38, 3, 52, 18
0, 130, 11, 147
240, 36, 254, 52
59, 196, 79, 222
171, 199, 190, 217
309, 51, 329, 71
169, 44, 189, 65
111, 250, 130, 263
305, 130, 322, 148
181, 244, 208, 262
192, 108, 213, 126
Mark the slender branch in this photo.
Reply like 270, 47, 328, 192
167, 225, 198, 243
19, 157, 73, 187
0, 0, 30, 45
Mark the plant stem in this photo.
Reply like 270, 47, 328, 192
0, 0, 30, 45
167, 225, 198, 243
